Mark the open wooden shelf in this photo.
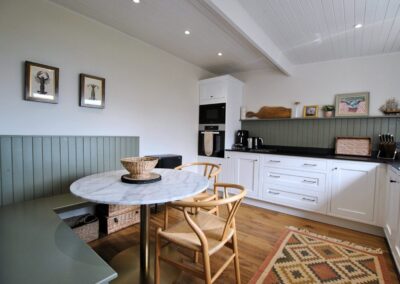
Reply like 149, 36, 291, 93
240, 115, 399, 122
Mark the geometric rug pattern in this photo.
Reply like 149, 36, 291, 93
249, 227, 390, 284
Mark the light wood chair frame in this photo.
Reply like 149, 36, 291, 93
164, 162, 222, 230
155, 183, 246, 284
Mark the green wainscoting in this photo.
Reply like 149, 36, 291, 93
242, 117, 400, 150
0, 136, 139, 207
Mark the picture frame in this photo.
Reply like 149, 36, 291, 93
79, 73, 105, 109
335, 137, 372, 157
303, 105, 319, 118
25, 61, 59, 104
335, 92, 369, 117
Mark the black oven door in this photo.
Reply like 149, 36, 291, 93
199, 103, 226, 124
198, 131, 225, 158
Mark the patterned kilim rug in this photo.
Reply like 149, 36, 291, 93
249, 227, 390, 284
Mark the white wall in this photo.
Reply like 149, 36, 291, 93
0, 0, 211, 163
234, 53, 400, 116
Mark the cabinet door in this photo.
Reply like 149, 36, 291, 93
223, 154, 234, 184
330, 161, 377, 223
231, 153, 260, 199
199, 80, 226, 104
384, 172, 400, 245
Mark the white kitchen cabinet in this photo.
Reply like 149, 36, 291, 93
329, 161, 378, 224
225, 152, 260, 199
384, 168, 400, 269
199, 78, 227, 105
198, 75, 243, 151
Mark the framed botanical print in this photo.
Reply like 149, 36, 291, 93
303, 105, 319, 118
79, 74, 105, 109
25, 61, 59, 103
335, 92, 369, 117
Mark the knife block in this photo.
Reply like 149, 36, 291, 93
377, 142, 397, 159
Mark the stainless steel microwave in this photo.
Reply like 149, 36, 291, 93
199, 103, 226, 124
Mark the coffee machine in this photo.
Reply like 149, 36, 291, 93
233, 130, 249, 150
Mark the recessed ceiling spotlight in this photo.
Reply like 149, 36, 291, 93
132, 0, 140, 3
354, 23, 363, 29
217, 52, 223, 56
184, 30, 191, 35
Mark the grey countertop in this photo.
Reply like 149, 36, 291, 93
0, 194, 117, 284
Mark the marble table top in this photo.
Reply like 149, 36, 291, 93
70, 169, 209, 205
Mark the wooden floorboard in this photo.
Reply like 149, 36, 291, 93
90, 204, 400, 283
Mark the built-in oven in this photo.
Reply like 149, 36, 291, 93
199, 103, 226, 125
198, 125, 225, 158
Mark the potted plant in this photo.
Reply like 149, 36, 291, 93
322, 105, 335, 118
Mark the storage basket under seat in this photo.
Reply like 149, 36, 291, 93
64, 214, 99, 243
98, 205, 140, 234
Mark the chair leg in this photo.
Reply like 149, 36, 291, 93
232, 232, 241, 284
155, 228, 161, 284
202, 251, 212, 284
164, 204, 169, 230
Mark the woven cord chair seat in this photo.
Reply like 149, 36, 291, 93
159, 211, 234, 255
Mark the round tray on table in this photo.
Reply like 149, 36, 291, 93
121, 172, 162, 184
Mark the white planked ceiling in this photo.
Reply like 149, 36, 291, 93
237, 0, 400, 65
50, 0, 277, 74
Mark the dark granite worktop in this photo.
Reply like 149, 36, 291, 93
227, 146, 400, 170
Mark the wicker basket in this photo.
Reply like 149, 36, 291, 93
120, 156, 158, 179
101, 209, 140, 234
65, 215, 99, 243
97, 204, 139, 217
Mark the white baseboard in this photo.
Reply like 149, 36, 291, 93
243, 198, 385, 237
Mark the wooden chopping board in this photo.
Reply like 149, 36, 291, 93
246, 106, 292, 119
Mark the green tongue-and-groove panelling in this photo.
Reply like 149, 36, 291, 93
242, 117, 400, 150
0, 136, 139, 207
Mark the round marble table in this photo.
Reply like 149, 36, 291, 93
70, 168, 209, 283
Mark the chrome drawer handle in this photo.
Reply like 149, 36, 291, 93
302, 180, 317, 184
269, 160, 281, 163
303, 163, 317, 167
302, 197, 316, 202
268, 191, 280, 195
269, 175, 280, 178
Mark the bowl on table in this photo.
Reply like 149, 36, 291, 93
120, 156, 159, 179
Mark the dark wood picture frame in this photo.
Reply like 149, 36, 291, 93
25, 61, 59, 104
79, 73, 105, 109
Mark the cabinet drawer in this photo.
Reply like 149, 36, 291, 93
263, 167, 326, 192
263, 155, 327, 171
263, 186, 327, 213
